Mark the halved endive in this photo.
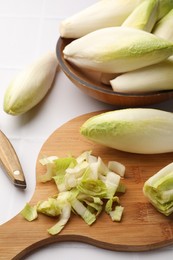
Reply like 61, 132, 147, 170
143, 162, 173, 216
80, 108, 173, 154
3, 52, 58, 116
63, 27, 173, 73
60, 0, 145, 38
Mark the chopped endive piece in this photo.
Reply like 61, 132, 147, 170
105, 196, 120, 214
104, 171, 121, 198
60, 0, 145, 39
110, 58, 173, 93
109, 206, 124, 222
76, 150, 97, 164
48, 203, 71, 235
116, 183, 126, 193
153, 9, 173, 42
143, 162, 173, 216
21, 203, 38, 222
37, 198, 61, 217
38, 156, 58, 182
39, 156, 77, 184
3, 52, 58, 116
108, 161, 126, 177
80, 108, 173, 154
105, 195, 124, 222
122, 0, 159, 32
77, 179, 107, 198
77, 193, 103, 217
71, 198, 96, 225
63, 27, 173, 73
39, 156, 58, 166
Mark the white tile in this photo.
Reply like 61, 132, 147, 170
0, 0, 45, 16
36, 18, 61, 55
44, 0, 97, 18
0, 17, 41, 68
0, 68, 19, 125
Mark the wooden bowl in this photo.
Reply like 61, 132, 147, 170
56, 37, 173, 107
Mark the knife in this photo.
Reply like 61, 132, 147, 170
0, 130, 26, 189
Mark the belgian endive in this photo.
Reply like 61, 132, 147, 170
100, 0, 159, 85
153, 9, 173, 42
3, 52, 58, 116
60, 0, 145, 38
143, 162, 173, 216
110, 58, 173, 93
63, 27, 173, 74
157, 0, 173, 20
60, 0, 173, 39
80, 108, 173, 154
122, 0, 158, 32
110, 8, 173, 93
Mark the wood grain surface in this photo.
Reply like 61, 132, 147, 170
1, 111, 173, 259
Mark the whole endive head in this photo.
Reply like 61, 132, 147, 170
59, 0, 173, 38
80, 108, 173, 154
122, 0, 159, 32
60, 0, 145, 38
110, 58, 173, 93
3, 52, 58, 116
63, 26, 173, 73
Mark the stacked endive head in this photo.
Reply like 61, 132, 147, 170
143, 162, 173, 216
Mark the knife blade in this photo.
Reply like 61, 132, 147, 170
0, 130, 26, 189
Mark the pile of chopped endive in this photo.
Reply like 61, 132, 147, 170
21, 151, 126, 235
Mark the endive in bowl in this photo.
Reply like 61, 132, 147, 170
56, 36, 173, 107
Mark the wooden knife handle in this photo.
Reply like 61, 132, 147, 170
0, 130, 26, 189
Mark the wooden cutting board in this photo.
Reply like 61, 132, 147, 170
1, 111, 173, 259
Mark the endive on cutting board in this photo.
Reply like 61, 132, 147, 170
1, 111, 173, 259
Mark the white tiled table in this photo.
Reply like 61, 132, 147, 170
0, 1, 173, 259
